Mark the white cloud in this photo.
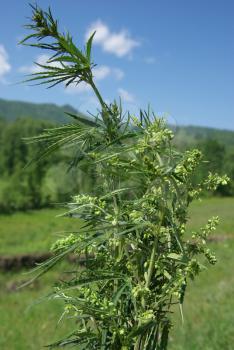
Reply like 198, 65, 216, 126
85, 20, 140, 57
144, 56, 156, 64
113, 68, 125, 80
18, 54, 61, 74
66, 65, 124, 95
93, 65, 111, 80
92, 65, 124, 81
65, 64, 124, 95
0, 45, 11, 80
87, 21, 109, 44
65, 81, 92, 95
118, 88, 135, 103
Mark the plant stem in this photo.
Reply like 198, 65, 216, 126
90, 80, 105, 107
89, 78, 111, 130
146, 237, 158, 289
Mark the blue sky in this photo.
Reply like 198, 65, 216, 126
0, 0, 233, 129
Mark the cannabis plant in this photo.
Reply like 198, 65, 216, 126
21, 5, 228, 349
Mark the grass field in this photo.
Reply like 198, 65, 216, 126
0, 208, 81, 255
0, 197, 234, 349
0, 208, 81, 349
169, 197, 234, 350
0, 267, 74, 350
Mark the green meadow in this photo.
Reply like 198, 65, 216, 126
170, 198, 234, 350
0, 197, 233, 349
0, 208, 82, 255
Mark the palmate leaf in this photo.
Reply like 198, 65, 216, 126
100, 188, 133, 200
19, 230, 108, 289
22, 64, 88, 89
145, 324, 160, 350
95, 130, 138, 153
23, 123, 97, 166
48, 55, 79, 64
159, 321, 170, 350
65, 112, 102, 127
112, 282, 129, 305
62, 272, 126, 290
19, 4, 99, 98
127, 320, 158, 340
46, 330, 97, 348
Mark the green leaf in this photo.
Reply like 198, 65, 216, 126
167, 253, 182, 260
63, 273, 125, 290
65, 111, 99, 127
58, 36, 87, 65
128, 320, 157, 339
48, 55, 79, 64
86, 31, 96, 62
163, 270, 172, 280
18, 230, 107, 289
112, 283, 128, 305
100, 329, 107, 350
100, 188, 132, 200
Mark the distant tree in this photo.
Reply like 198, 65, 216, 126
0, 117, 97, 212
0, 118, 56, 211
201, 139, 225, 173
222, 151, 234, 196
198, 139, 230, 196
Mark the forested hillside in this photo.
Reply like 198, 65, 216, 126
0, 98, 233, 213
0, 98, 78, 123
0, 117, 95, 212
173, 126, 234, 197
1, 97, 233, 147
174, 125, 234, 150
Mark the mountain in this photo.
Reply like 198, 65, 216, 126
0, 98, 80, 124
0, 97, 234, 150
173, 125, 234, 150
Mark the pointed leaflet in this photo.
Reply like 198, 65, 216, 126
86, 31, 96, 62
65, 111, 99, 127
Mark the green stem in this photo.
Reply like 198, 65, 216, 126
146, 237, 158, 289
89, 78, 109, 118
134, 238, 158, 350
89, 79, 106, 109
